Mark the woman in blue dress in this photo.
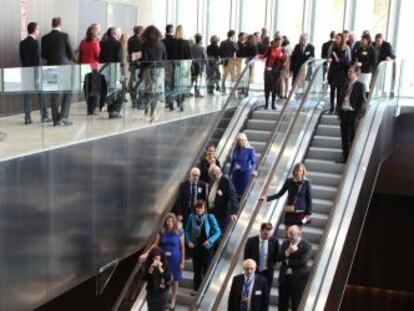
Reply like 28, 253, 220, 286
229, 133, 257, 197
140, 213, 185, 310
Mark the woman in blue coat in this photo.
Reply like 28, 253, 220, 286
261, 163, 312, 227
230, 133, 257, 197
185, 200, 221, 295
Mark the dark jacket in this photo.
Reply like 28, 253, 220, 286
173, 180, 208, 223
143, 262, 172, 293
210, 175, 239, 229
278, 239, 312, 286
228, 274, 270, 311
198, 157, 221, 184
290, 43, 315, 77
20, 36, 41, 67
219, 39, 239, 59
244, 236, 279, 273
207, 44, 220, 59
99, 37, 123, 63
337, 80, 367, 117
169, 39, 192, 60
327, 46, 350, 85
141, 43, 167, 70
267, 178, 312, 215
41, 29, 74, 65
83, 70, 108, 109
321, 40, 333, 59
127, 35, 143, 61
373, 41, 395, 65
240, 45, 258, 59
163, 34, 175, 59
352, 45, 376, 74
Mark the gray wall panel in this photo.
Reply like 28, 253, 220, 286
0, 0, 20, 67
0, 112, 217, 310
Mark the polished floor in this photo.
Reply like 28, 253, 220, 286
0, 93, 243, 161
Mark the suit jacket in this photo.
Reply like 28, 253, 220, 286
20, 36, 41, 67
169, 39, 192, 60
127, 35, 143, 61
337, 80, 367, 117
244, 236, 279, 274
173, 180, 208, 222
219, 39, 239, 59
290, 43, 315, 76
228, 274, 269, 311
41, 29, 74, 65
321, 40, 333, 59
99, 37, 123, 63
210, 176, 239, 228
278, 239, 312, 287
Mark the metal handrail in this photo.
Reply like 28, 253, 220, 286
193, 61, 325, 310
300, 60, 396, 311
112, 57, 258, 311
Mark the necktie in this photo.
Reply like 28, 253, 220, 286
241, 278, 252, 311
190, 182, 197, 208
259, 240, 266, 272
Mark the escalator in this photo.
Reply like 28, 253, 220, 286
192, 60, 398, 311
127, 60, 324, 311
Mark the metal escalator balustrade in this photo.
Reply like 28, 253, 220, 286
300, 60, 398, 311
192, 60, 327, 310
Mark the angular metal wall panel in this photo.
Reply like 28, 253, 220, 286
0, 112, 217, 310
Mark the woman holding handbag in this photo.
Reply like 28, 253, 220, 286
261, 163, 312, 227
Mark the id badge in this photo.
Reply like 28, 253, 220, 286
217, 190, 223, 196
287, 268, 293, 275
165, 251, 172, 257
198, 187, 202, 194
255, 290, 262, 296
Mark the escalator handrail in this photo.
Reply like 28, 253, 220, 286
112, 57, 258, 311
193, 61, 326, 310
300, 60, 396, 310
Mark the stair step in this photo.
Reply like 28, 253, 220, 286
309, 212, 330, 228
312, 184, 338, 201
308, 147, 343, 162
176, 287, 196, 306
312, 198, 333, 214
308, 171, 342, 187
252, 110, 281, 121
316, 124, 341, 137
179, 270, 194, 289
320, 114, 340, 126
247, 119, 276, 131
243, 130, 272, 142
250, 141, 267, 154
304, 159, 345, 175
277, 225, 324, 243
312, 135, 342, 149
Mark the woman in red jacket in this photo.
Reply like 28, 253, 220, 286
259, 36, 288, 110
78, 26, 100, 70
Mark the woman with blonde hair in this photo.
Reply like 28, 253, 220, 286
229, 133, 257, 196
261, 163, 312, 226
139, 213, 185, 309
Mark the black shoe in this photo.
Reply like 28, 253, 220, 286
24, 118, 33, 125
42, 117, 53, 123
109, 112, 122, 119
336, 158, 346, 164
271, 106, 277, 110
264, 106, 269, 110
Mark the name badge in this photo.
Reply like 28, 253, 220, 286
255, 290, 262, 296
362, 51, 368, 55
217, 190, 223, 196
305, 51, 310, 55
235, 164, 241, 170
198, 187, 202, 194
165, 251, 172, 257
287, 268, 293, 275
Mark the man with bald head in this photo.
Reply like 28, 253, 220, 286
173, 167, 208, 226
277, 225, 312, 311
208, 165, 239, 233
228, 259, 269, 311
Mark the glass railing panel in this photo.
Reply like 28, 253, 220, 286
194, 60, 327, 310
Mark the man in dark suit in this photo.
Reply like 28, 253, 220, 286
337, 65, 367, 163
373, 33, 395, 68
208, 165, 239, 233
244, 223, 279, 291
163, 24, 175, 60
220, 30, 239, 94
321, 31, 335, 84
173, 167, 208, 227
41, 17, 74, 126
19, 22, 51, 124
290, 33, 315, 84
128, 26, 144, 108
228, 259, 269, 311
278, 225, 312, 311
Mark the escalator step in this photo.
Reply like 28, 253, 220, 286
304, 159, 345, 174
308, 147, 343, 162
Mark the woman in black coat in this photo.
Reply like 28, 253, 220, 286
352, 33, 376, 94
167, 25, 192, 112
261, 163, 312, 227
143, 248, 172, 311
